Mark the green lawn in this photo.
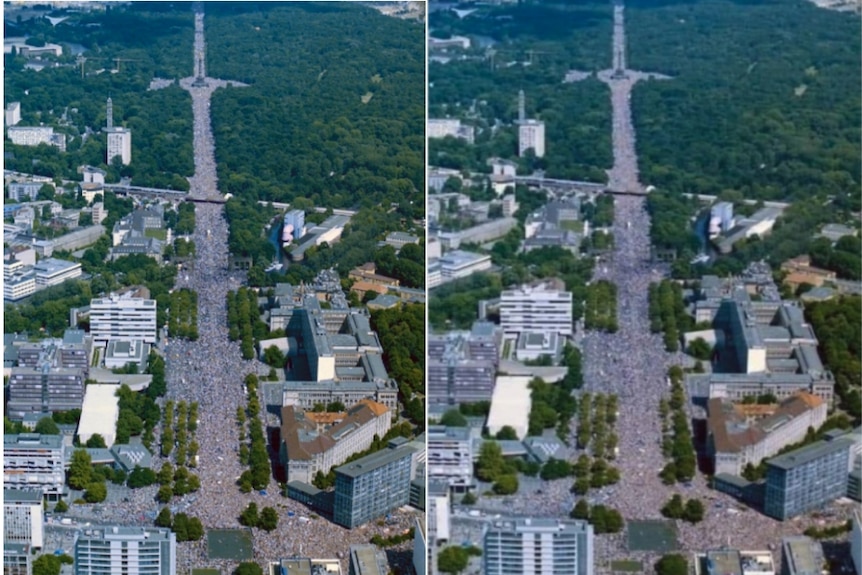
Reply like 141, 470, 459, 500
560, 220, 584, 233
145, 228, 168, 241
610, 560, 643, 572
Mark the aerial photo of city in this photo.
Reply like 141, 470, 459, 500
4, 2, 426, 575
3, 1, 862, 575
425, 0, 861, 574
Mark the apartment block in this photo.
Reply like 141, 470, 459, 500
75, 527, 175, 575
90, 293, 158, 344
483, 518, 593, 575
4, 489, 44, 549
3, 434, 66, 501
500, 278, 573, 337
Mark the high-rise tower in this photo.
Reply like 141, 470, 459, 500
106, 97, 113, 129
518, 90, 525, 124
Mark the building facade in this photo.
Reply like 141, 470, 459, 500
75, 527, 176, 575
483, 518, 593, 575
427, 426, 474, 490
106, 129, 132, 165
3, 434, 66, 501
333, 444, 415, 529
4, 489, 44, 549
518, 120, 545, 158
763, 435, 854, 520
90, 294, 158, 344
280, 400, 392, 484
500, 279, 573, 337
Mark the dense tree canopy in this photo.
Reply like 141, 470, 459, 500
207, 3, 424, 215
429, 3, 613, 180
628, 0, 860, 211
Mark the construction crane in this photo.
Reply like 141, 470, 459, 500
486, 48, 517, 72
525, 49, 550, 65
113, 57, 140, 73
76, 55, 109, 80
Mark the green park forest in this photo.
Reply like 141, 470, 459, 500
627, 0, 860, 209
205, 3, 424, 216
3, 5, 195, 189
429, 2, 613, 181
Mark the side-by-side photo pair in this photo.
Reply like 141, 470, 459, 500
2, 1, 861, 575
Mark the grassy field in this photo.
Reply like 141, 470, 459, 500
610, 560, 643, 572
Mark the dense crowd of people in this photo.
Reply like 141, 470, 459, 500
448, 4, 857, 570
49, 10, 420, 574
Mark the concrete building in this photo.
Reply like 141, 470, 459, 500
693, 549, 775, 575
3, 434, 66, 500
412, 517, 426, 575
487, 376, 532, 440
3, 543, 30, 575
687, 287, 835, 407
428, 118, 474, 143
333, 443, 415, 529
75, 527, 176, 575
501, 278, 573, 337
850, 509, 862, 575
280, 399, 392, 483
483, 518, 594, 575
763, 432, 855, 520
427, 426, 474, 491
384, 231, 420, 251
7, 126, 54, 147
6, 101, 21, 126
436, 250, 492, 284
519, 120, 545, 158
707, 392, 828, 476
276, 557, 343, 575
709, 202, 735, 239
6, 181, 42, 201
437, 217, 518, 250
283, 209, 306, 244
4, 269, 36, 301
80, 165, 107, 185
428, 330, 497, 406
348, 262, 400, 289
106, 128, 132, 165
4, 489, 44, 549
80, 182, 105, 204
780, 536, 825, 575
348, 545, 388, 575
90, 293, 158, 345
7, 360, 86, 417
33, 258, 82, 288
714, 206, 784, 254
92, 202, 108, 225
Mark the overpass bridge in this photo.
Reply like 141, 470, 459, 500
104, 184, 226, 204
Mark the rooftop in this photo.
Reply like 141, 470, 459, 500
781, 536, 824, 575
767, 434, 854, 471
335, 443, 415, 479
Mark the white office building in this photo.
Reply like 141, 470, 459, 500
483, 518, 594, 575
75, 527, 176, 575
438, 250, 492, 283
6, 101, 21, 126
90, 294, 158, 344
519, 120, 545, 158
428, 118, 474, 144
33, 258, 82, 288
427, 426, 474, 490
500, 279, 573, 337
4, 489, 44, 549
7, 126, 53, 147
4, 271, 36, 301
3, 434, 66, 501
107, 128, 132, 165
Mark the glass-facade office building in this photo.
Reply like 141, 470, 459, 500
483, 518, 594, 575
333, 444, 414, 529
764, 436, 853, 520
